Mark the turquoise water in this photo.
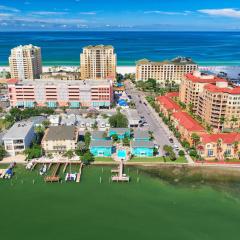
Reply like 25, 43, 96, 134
1, 31, 240, 66
117, 149, 127, 159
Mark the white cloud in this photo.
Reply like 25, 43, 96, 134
31, 11, 67, 16
198, 8, 240, 18
144, 10, 190, 16
79, 12, 97, 15
0, 13, 13, 17
0, 5, 20, 12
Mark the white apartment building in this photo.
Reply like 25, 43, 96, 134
80, 45, 116, 80
9, 44, 42, 80
2, 121, 35, 156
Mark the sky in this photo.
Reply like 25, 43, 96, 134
0, 0, 240, 31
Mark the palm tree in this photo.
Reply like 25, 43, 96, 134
233, 141, 239, 158
231, 116, 238, 129
191, 133, 200, 147
217, 139, 223, 161
219, 116, 225, 131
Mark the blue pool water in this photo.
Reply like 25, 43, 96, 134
117, 150, 127, 159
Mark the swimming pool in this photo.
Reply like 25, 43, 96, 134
117, 150, 127, 159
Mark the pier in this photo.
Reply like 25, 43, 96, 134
44, 163, 61, 183
111, 160, 130, 182
76, 163, 83, 183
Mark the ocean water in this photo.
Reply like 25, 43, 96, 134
0, 31, 240, 66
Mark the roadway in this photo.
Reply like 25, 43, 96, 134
125, 80, 194, 163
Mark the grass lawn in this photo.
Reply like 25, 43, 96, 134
129, 156, 187, 163
94, 157, 114, 162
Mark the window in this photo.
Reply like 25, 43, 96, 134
207, 149, 214, 157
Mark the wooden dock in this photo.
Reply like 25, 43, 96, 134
44, 163, 61, 183
76, 163, 83, 183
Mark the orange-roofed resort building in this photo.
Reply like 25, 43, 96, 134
156, 70, 240, 161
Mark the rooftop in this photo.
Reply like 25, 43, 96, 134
83, 45, 114, 50
131, 140, 154, 148
204, 84, 240, 95
156, 96, 181, 112
90, 140, 113, 147
3, 121, 34, 140
172, 111, 205, 132
136, 57, 197, 66
134, 130, 150, 139
43, 126, 77, 141
7, 79, 112, 87
109, 128, 130, 134
185, 72, 227, 84
200, 133, 240, 144
91, 131, 106, 139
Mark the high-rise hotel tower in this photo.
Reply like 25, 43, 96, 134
80, 45, 116, 80
9, 44, 42, 80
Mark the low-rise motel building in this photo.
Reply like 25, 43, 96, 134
7, 78, 113, 109
41, 126, 78, 154
180, 71, 240, 131
136, 57, 198, 85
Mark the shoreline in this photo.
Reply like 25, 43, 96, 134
1, 65, 240, 75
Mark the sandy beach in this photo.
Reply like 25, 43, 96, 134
1, 65, 240, 77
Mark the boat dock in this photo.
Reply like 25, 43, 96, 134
111, 160, 130, 182
76, 163, 83, 183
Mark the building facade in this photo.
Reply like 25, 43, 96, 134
41, 126, 78, 153
40, 71, 80, 80
180, 71, 240, 131
136, 57, 198, 84
7, 79, 113, 109
197, 133, 240, 161
80, 45, 116, 80
9, 44, 42, 80
2, 121, 35, 156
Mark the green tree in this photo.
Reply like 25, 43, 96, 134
84, 132, 91, 148
178, 150, 185, 157
109, 111, 128, 128
0, 145, 6, 161
82, 151, 94, 164
122, 137, 130, 146
34, 125, 45, 144
63, 150, 74, 160
42, 120, 51, 128
24, 144, 43, 160
111, 134, 119, 142
75, 142, 87, 156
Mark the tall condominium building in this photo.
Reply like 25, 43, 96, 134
180, 71, 240, 131
136, 57, 198, 84
7, 79, 113, 109
9, 44, 42, 80
80, 45, 117, 80
180, 71, 226, 112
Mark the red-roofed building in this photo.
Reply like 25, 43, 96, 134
156, 95, 181, 116
197, 133, 240, 160
171, 111, 205, 144
180, 71, 240, 131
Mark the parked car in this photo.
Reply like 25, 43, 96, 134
169, 137, 174, 143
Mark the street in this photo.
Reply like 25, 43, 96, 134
125, 80, 194, 163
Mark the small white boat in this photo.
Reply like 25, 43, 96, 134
40, 164, 47, 176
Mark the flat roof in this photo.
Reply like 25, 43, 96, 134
3, 121, 34, 140
90, 140, 113, 147
8, 79, 112, 87
131, 140, 154, 148
44, 126, 77, 141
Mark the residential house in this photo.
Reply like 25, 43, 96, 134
90, 140, 113, 157
3, 121, 35, 156
109, 128, 130, 139
133, 130, 150, 141
41, 126, 78, 154
130, 141, 155, 157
